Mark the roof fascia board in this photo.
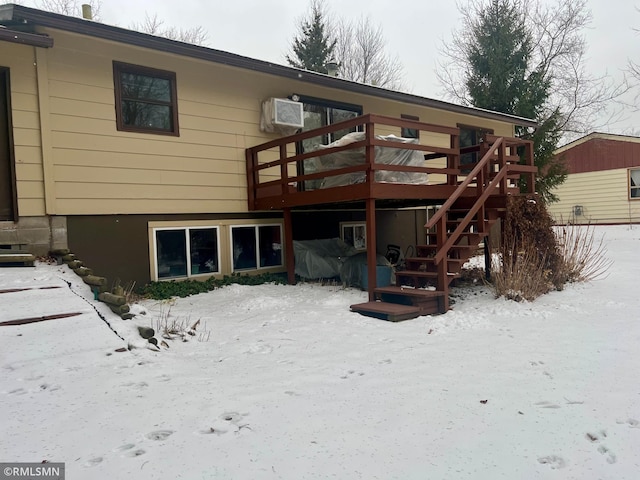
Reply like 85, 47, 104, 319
0, 26, 53, 47
556, 132, 640, 154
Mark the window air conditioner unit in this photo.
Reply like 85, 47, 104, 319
271, 98, 304, 128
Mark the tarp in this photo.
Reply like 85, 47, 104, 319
293, 238, 358, 279
293, 238, 392, 288
311, 132, 429, 188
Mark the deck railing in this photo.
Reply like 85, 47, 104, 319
246, 114, 464, 210
245, 114, 535, 210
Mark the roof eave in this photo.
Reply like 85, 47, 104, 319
1, 4, 537, 128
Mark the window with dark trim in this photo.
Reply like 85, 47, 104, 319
401, 114, 419, 139
630, 168, 640, 199
293, 95, 363, 190
113, 62, 179, 135
458, 124, 494, 166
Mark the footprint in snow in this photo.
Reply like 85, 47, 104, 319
146, 430, 174, 441
585, 430, 617, 464
244, 343, 273, 354
126, 449, 146, 458
84, 457, 103, 467
535, 401, 561, 409
616, 418, 640, 428
214, 412, 251, 433
199, 426, 229, 436
537, 455, 566, 469
340, 370, 365, 379
114, 443, 136, 453
597, 445, 617, 464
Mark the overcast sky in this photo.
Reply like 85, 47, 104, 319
19, 0, 640, 137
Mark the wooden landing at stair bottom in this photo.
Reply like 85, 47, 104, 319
350, 301, 421, 322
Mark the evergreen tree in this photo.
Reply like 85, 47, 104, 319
286, 1, 336, 74
462, 0, 566, 203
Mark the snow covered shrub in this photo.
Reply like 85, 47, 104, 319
554, 223, 611, 283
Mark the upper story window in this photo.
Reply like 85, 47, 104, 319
458, 124, 494, 166
630, 168, 640, 199
401, 114, 419, 139
113, 62, 179, 136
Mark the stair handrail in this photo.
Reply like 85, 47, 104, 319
433, 164, 509, 264
425, 137, 503, 231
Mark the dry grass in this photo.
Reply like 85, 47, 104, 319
154, 304, 210, 343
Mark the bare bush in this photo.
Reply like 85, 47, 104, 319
491, 240, 554, 302
554, 224, 612, 283
489, 199, 612, 302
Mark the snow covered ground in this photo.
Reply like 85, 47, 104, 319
1, 225, 639, 479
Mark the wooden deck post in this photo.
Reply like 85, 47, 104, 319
366, 198, 377, 302
283, 208, 295, 285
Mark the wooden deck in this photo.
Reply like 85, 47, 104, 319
246, 114, 536, 320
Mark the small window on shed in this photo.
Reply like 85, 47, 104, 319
630, 168, 640, 199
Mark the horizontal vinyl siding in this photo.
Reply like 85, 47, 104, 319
40, 28, 519, 216
548, 169, 640, 224
43, 30, 267, 215
0, 41, 45, 216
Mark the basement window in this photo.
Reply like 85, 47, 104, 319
113, 61, 179, 135
154, 227, 219, 279
630, 168, 640, 199
231, 224, 283, 272
340, 222, 366, 250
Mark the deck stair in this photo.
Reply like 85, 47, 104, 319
350, 135, 535, 321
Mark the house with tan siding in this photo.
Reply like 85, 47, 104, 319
0, 5, 538, 316
547, 133, 640, 225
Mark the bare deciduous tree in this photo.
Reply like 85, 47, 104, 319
438, 0, 627, 140
34, 0, 208, 46
130, 13, 208, 46
287, 1, 405, 90
37, 0, 102, 20
333, 16, 405, 90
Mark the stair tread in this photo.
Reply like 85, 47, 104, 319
396, 270, 437, 277
405, 257, 467, 263
351, 301, 421, 314
375, 286, 445, 298
350, 301, 422, 321
416, 244, 474, 249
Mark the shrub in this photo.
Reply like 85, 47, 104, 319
490, 196, 611, 302
554, 223, 612, 283
142, 272, 288, 300
491, 195, 562, 300
491, 239, 555, 301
